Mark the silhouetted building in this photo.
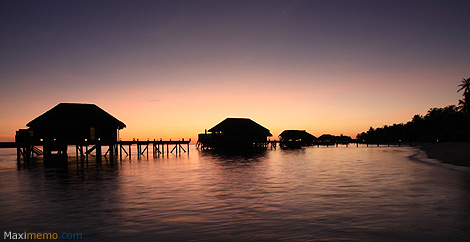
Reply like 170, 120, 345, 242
25, 103, 126, 145
317, 134, 336, 144
336, 134, 353, 144
279, 130, 316, 148
317, 134, 352, 145
197, 118, 272, 150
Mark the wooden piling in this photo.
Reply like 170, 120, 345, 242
109, 145, 114, 160
96, 145, 101, 162
86, 145, 89, 162
17, 147, 21, 164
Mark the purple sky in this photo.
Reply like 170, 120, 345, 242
1, 0, 469, 141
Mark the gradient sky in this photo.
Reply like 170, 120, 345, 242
1, 0, 469, 142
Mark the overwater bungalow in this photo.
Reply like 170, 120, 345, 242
17, 103, 126, 157
317, 134, 336, 145
197, 118, 272, 151
317, 134, 352, 145
279, 130, 316, 148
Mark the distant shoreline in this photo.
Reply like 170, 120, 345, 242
418, 142, 470, 167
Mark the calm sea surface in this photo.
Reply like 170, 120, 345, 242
0, 146, 469, 241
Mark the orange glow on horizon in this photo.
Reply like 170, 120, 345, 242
0, 72, 463, 144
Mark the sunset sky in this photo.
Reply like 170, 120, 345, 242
1, 0, 469, 143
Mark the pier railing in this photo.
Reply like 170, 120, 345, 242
0, 139, 191, 165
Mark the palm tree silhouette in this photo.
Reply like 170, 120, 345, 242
458, 77, 470, 93
457, 77, 470, 114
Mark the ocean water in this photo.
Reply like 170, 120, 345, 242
0, 146, 469, 241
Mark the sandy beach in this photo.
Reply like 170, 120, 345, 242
419, 142, 470, 167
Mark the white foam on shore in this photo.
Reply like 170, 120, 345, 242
408, 148, 470, 172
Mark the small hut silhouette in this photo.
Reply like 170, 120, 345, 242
316, 134, 352, 145
279, 130, 316, 148
197, 118, 272, 150
19, 103, 126, 158
317, 134, 336, 145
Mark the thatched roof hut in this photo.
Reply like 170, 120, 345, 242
27, 103, 125, 129
279, 130, 316, 142
279, 130, 316, 148
26, 103, 125, 144
208, 118, 272, 136
198, 118, 272, 150
316, 134, 352, 144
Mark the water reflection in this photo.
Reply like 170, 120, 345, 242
0, 146, 469, 241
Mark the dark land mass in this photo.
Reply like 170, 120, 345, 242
419, 142, 470, 167
358, 78, 470, 148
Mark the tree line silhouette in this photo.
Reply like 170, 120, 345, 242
357, 77, 470, 144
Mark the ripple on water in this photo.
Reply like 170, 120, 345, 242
0, 146, 469, 241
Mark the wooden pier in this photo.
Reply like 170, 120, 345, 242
1, 138, 425, 166
73, 139, 191, 162
117, 139, 191, 160
1, 138, 191, 165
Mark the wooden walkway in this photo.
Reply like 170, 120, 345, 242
0, 139, 191, 164
0, 142, 16, 148
1, 139, 422, 165
117, 139, 191, 159
73, 139, 192, 162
